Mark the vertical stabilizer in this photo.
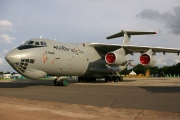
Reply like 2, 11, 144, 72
121, 30, 131, 44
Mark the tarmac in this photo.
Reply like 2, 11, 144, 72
0, 78, 180, 120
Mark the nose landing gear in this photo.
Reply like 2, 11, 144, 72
53, 76, 68, 86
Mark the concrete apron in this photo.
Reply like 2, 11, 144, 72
0, 97, 179, 120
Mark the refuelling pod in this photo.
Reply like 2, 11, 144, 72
139, 53, 156, 67
105, 48, 127, 65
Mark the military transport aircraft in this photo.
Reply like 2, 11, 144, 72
5, 30, 180, 86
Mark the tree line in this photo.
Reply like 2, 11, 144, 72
121, 63, 180, 76
0, 71, 16, 75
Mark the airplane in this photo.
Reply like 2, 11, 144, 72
5, 30, 180, 86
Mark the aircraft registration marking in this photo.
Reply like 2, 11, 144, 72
53, 45, 84, 55
45, 51, 55, 54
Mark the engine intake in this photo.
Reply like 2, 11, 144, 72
139, 53, 155, 67
105, 52, 127, 65
105, 53, 116, 63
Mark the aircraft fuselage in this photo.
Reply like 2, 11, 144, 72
6, 38, 123, 79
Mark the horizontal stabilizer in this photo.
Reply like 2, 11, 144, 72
106, 30, 156, 39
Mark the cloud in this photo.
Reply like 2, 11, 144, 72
137, 6, 180, 35
136, 9, 161, 20
0, 20, 13, 32
0, 20, 16, 43
156, 58, 168, 66
155, 54, 180, 67
0, 34, 16, 43
3, 49, 9, 53
174, 59, 180, 64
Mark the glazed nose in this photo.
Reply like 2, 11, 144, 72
5, 49, 21, 64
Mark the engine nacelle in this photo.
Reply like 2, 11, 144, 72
105, 52, 127, 65
139, 53, 155, 67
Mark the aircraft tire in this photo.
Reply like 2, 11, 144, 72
114, 76, 119, 82
111, 76, 116, 82
82, 77, 86, 83
108, 76, 112, 82
105, 76, 108, 82
105, 76, 111, 82
93, 77, 96, 82
119, 76, 123, 82
61, 79, 68, 86
58, 80, 62, 86
53, 79, 58, 86
78, 76, 83, 82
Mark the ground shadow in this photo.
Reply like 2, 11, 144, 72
0, 82, 51, 88
0, 78, 137, 88
140, 86, 180, 93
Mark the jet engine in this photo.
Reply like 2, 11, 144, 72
105, 48, 127, 65
139, 53, 155, 67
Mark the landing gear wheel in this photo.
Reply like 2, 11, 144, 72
110, 76, 116, 82
92, 77, 96, 82
54, 77, 69, 86
53, 79, 58, 86
114, 76, 119, 82
106, 76, 111, 82
119, 76, 123, 82
61, 79, 68, 86
82, 77, 86, 83
78, 76, 83, 82
58, 80, 62, 86
108, 76, 112, 82
105, 76, 108, 82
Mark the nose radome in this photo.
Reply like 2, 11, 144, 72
5, 49, 21, 64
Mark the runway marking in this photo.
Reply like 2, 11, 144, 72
134, 110, 144, 120
110, 99, 116, 107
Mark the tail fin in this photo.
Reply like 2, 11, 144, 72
106, 30, 156, 44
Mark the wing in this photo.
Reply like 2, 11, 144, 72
90, 43, 180, 56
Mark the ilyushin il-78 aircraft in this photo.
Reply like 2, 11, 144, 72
5, 30, 180, 86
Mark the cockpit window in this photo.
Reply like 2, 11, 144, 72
28, 41, 34, 45
24, 41, 29, 45
18, 40, 47, 50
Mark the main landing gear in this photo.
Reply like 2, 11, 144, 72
104, 72, 124, 82
53, 76, 68, 86
105, 75, 123, 82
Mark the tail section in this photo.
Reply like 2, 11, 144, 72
106, 30, 156, 44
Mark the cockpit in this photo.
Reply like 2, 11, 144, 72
17, 39, 47, 50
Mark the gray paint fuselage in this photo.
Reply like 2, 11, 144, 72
6, 38, 114, 79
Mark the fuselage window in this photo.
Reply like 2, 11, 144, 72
35, 42, 40, 45
40, 41, 44, 46
40, 41, 47, 46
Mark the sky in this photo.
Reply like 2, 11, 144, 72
0, 0, 180, 72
